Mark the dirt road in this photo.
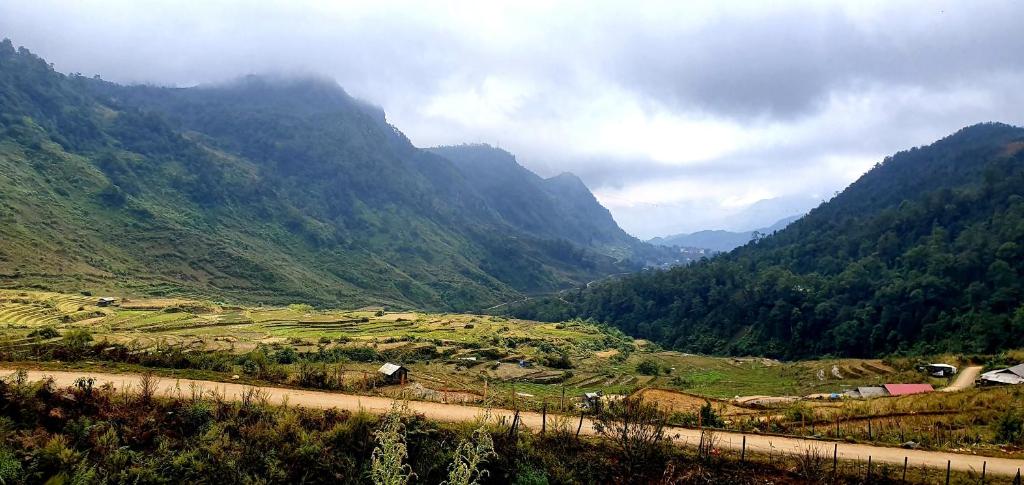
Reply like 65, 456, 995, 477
940, 365, 982, 392
4, 368, 1023, 476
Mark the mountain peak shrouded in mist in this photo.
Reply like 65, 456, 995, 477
0, 43, 676, 310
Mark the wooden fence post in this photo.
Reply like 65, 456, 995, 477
868, 419, 872, 440
542, 401, 547, 435
832, 443, 838, 474
945, 460, 951, 485
1014, 467, 1021, 485
981, 461, 986, 485
867, 456, 872, 480
902, 456, 908, 482
741, 435, 746, 463
576, 412, 584, 438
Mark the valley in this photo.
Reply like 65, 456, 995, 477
3, 289, 1024, 468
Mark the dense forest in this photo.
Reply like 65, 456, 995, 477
0, 40, 671, 311
510, 123, 1024, 358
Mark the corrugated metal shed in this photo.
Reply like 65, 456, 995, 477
378, 363, 405, 376
980, 364, 1024, 385
883, 383, 934, 396
856, 386, 888, 398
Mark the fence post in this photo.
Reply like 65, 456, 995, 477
902, 456, 908, 482
542, 401, 547, 435
1015, 467, 1021, 485
832, 443, 838, 474
981, 461, 986, 485
867, 456, 872, 480
576, 412, 584, 438
945, 460, 950, 485
868, 419, 872, 440
741, 435, 746, 463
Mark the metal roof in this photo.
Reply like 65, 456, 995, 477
378, 363, 405, 376
981, 366, 1024, 384
883, 383, 934, 396
856, 386, 888, 398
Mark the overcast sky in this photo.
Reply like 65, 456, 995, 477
3, 0, 1023, 238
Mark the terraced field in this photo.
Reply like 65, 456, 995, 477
0, 290, 932, 409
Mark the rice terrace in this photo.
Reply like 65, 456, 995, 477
3, 289, 1024, 478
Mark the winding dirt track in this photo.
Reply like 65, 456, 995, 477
5, 368, 1023, 477
940, 365, 982, 392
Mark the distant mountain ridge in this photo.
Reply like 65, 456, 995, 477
0, 39, 664, 310
649, 215, 802, 252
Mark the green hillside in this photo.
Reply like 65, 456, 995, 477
509, 123, 1024, 357
0, 40, 657, 311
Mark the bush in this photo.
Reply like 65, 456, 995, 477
699, 401, 723, 428
28, 326, 60, 339
994, 409, 1024, 445
289, 303, 314, 313
636, 359, 661, 376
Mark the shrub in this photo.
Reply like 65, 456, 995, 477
0, 449, 23, 484
28, 326, 60, 339
289, 303, 314, 313
994, 409, 1024, 445
442, 425, 495, 485
371, 404, 413, 485
636, 359, 660, 376
592, 397, 669, 479
541, 352, 574, 369
699, 401, 723, 428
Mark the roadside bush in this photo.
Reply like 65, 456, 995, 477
994, 409, 1024, 445
699, 401, 724, 428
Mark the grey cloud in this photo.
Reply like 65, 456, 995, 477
606, 2, 1024, 120
1, 1, 1022, 237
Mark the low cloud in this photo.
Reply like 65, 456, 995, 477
2, 0, 1022, 237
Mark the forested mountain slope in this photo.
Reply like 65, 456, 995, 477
427, 144, 672, 263
0, 40, 649, 310
510, 123, 1024, 357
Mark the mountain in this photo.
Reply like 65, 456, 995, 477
427, 145, 632, 248
0, 40, 649, 310
426, 144, 675, 264
507, 123, 1024, 357
649, 215, 802, 252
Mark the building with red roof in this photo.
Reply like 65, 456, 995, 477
883, 383, 933, 396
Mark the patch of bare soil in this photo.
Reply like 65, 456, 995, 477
635, 388, 747, 416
